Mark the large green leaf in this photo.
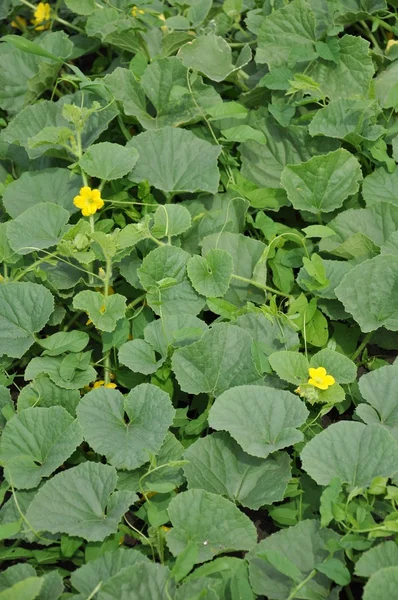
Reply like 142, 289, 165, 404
362, 168, 398, 207
335, 255, 398, 332
0, 282, 54, 359
183, 432, 291, 509
17, 375, 80, 416
138, 245, 189, 290
236, 313, 299, 356
7, 203, 70, 255
166, 489, 257, 563
152, 205, 192, 239
257, 0, 317, 68
209, 385, 309, 458
357, 365, 398, 438
76, 384, 175, 470
363, 567, 398, 600
143, 314, 208, 356
128, 127, 221, 194
2, 168, 80, 218
309, 99, 382, 145
281, 149, 362, 214
178, 33, 251, 82
240, 114, 337, 188
98, 562, 173, 600
71, 548, 149, 596
310, 35, 374, 100
26, 461, 136, 541
0, 578, 43, 600
320, 204, 398, 257
135, 57, 221, 128
248, 520, 341, 600
355, 541, 398, 577
171, 323, 262, 397
0, 406, 83, 489
301, 421, 398, 487
79, 142, 139, 181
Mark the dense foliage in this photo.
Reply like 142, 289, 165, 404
1, 0, 398, 598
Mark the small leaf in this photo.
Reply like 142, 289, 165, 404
187, 249, 233, 298
151, 205, 192, 239
7, 203, 70, 255
73, 291, 126, 332
118, 339, 165, 375
79, 142, 139, 181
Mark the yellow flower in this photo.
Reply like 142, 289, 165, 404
32, 2, 51, 31
131, 6, 145, 17
93, 380, 117, 389
386, 39, 398, 54
11, 15, 27, 30
308, 367, 335, 390
73, 186, 104, 217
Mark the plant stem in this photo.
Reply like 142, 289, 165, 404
286, 570, 317, 600
231, 273, 292, 298
360, 20, 382, 51
118, 115, 132, 141
126, 293, 147, 311
370, 16, 395, 32
351, 332, 373, 361
103, 259, 112, 385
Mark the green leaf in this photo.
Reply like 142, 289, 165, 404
310, 35, 374, 101
355, 541, 398, 578
209, 385, 308, 458
0, 387, 12, 432
98, 562, 173, 600
269, 351, 309, 385
281, 149, 362, 214
240, 114, 337, 189
257, 0, 317, 68
362, 168, 398, 207
335, 255, 398, 332
357, 365, 398, 437
248, 520, 341, 599
2, 168, 80, 218
73, 291, 126, 332
201, 232, 266, 305
166, 489, 257, 563
172, 323, 261, 397
79, 142, 139, 181
25, 354, 96, 391
187, 249, 233, 298
178, 33, 251, 82
0, 578, 43, 600
309, 99, 382, 144
301, 422, 398, 487
7, 203, 70, 255
17, 375, 80, 416
0, 283, 54, 359
363, 567, 398, 600
0, 35, 61, 62
151, 205, 192, 239
118, 339, 165, 375
76, 384, 175, 470
310, 348, 357, 383
144, 314, 208, 356
38, 331, 89, 357
221, 125, 267, 145
71, 548, 149, 596
26, 461, 136, 541
315, 558, 350, 586
128, 127, 221, 194
184, 432, 291, 509
65, 0, 96, 15
0, 407, 83, 490
138, 245, 189, 290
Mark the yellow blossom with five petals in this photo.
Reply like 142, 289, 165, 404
32, 2, 51, 31
73, 186, 104, 217
308, 367, 335, 390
